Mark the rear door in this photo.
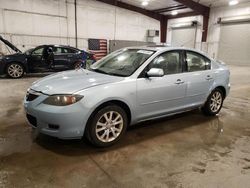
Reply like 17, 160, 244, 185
53, 47, 78, 70
136, 50, 187, 120
183, 50, 213, 106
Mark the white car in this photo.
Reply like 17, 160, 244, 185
24, 46, 230, 147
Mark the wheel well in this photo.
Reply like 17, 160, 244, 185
88, 100, 132, 125
215, 86, 226, 99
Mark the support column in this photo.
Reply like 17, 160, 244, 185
202, 15, 209, 42
160, 16, 168, 43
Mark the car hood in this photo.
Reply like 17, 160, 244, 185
0, 35, 22, 53
30, 69, 124, 95
4, 53, 25, 58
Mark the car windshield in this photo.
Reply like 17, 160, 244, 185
24, 48, 34, 55
90, 49, 155, 77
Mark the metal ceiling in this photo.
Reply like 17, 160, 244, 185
96, 0, 250, 43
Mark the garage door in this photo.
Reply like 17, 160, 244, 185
218, 23, 250, 65
171, 27, 197, 48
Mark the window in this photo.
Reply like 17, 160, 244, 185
64, 48, 77, 54
53, 47, 77, 54
147, 51, 182, 75
32, 47, 44, 55
90, 49, 155, 77
186, 51, 211, 72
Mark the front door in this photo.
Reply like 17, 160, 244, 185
136, 50, 187, 120
27, 46, 47, 72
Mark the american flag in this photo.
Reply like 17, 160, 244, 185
88, 39, 107, 60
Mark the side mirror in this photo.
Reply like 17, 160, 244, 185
146, 68, 164, 77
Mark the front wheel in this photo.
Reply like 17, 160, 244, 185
6, 63, 24, 78
202, 88, 224, 116
86, 105, 128, 147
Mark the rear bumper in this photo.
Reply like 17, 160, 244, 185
226, 83, 230, 97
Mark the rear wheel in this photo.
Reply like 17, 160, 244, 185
86, 105, 127, 147
6, 63, 24, 78
202, 88, 224, 116
73, 61, 85, 69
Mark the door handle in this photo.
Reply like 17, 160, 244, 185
175, 79, 184, 84
206, 75, 213, 80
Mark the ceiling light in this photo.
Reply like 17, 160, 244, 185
229, 0, 239, 6
171, 11, 178, 16
141, 1, 149, 6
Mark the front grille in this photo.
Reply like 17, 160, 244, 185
26, 93, 39, 101
26, 90, 41, 101
26, 114, 37, 127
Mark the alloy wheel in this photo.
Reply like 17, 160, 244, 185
210, 91, 222, 112
8, 64, 23, 78
95, 111, 124, 143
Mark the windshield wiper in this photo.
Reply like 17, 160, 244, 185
90, 68, 109, 75
90, 68, 126, 77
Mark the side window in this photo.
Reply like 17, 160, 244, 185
32, 47, 44, 55
186, 51, 211, 72
63, 48, 77, 54
148, 51, 182, 75
53, 47, 77, 54
53, 47, 63, 54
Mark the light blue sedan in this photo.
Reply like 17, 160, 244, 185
24, 46, 230, 147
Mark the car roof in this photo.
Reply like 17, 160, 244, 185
125, 45, 208, 57
36, 44, 80, 51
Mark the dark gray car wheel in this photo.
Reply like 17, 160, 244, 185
86, 105, 127, 147
6, 63, 24, 78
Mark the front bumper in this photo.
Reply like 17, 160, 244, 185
23, 93, 88, 139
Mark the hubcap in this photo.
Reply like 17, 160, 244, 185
210, 91, 222, 112
95, 111, 123, 143
8, 64, 23, 78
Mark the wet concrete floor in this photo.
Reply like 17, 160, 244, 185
0, 66, 250, 188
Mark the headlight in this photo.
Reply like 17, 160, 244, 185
43, 95, 83, 106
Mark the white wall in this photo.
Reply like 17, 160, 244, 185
166, 2, 250, 59
0, 0, 160, 53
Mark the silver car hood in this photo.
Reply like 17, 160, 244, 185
30, 69, 123, 95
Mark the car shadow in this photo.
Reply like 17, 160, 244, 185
34, 109, 223, 156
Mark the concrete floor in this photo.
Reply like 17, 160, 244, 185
0, 66, 250, 188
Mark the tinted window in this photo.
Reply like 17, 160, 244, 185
64, 48, 77, 53
32, 47, 44, 55
53, 47, 77, 54
186, 51, 211, 72
148, 51, 182, 75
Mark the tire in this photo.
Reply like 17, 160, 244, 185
6, 63, 24, 78
202, 88, 224, 116
73, 61, 85, 69
86, 105, 128, 147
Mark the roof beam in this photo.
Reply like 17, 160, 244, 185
166, 11, 200, 19
153, 5, 187, 13
173, 0, 209, 16
95, 0, 162, 20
